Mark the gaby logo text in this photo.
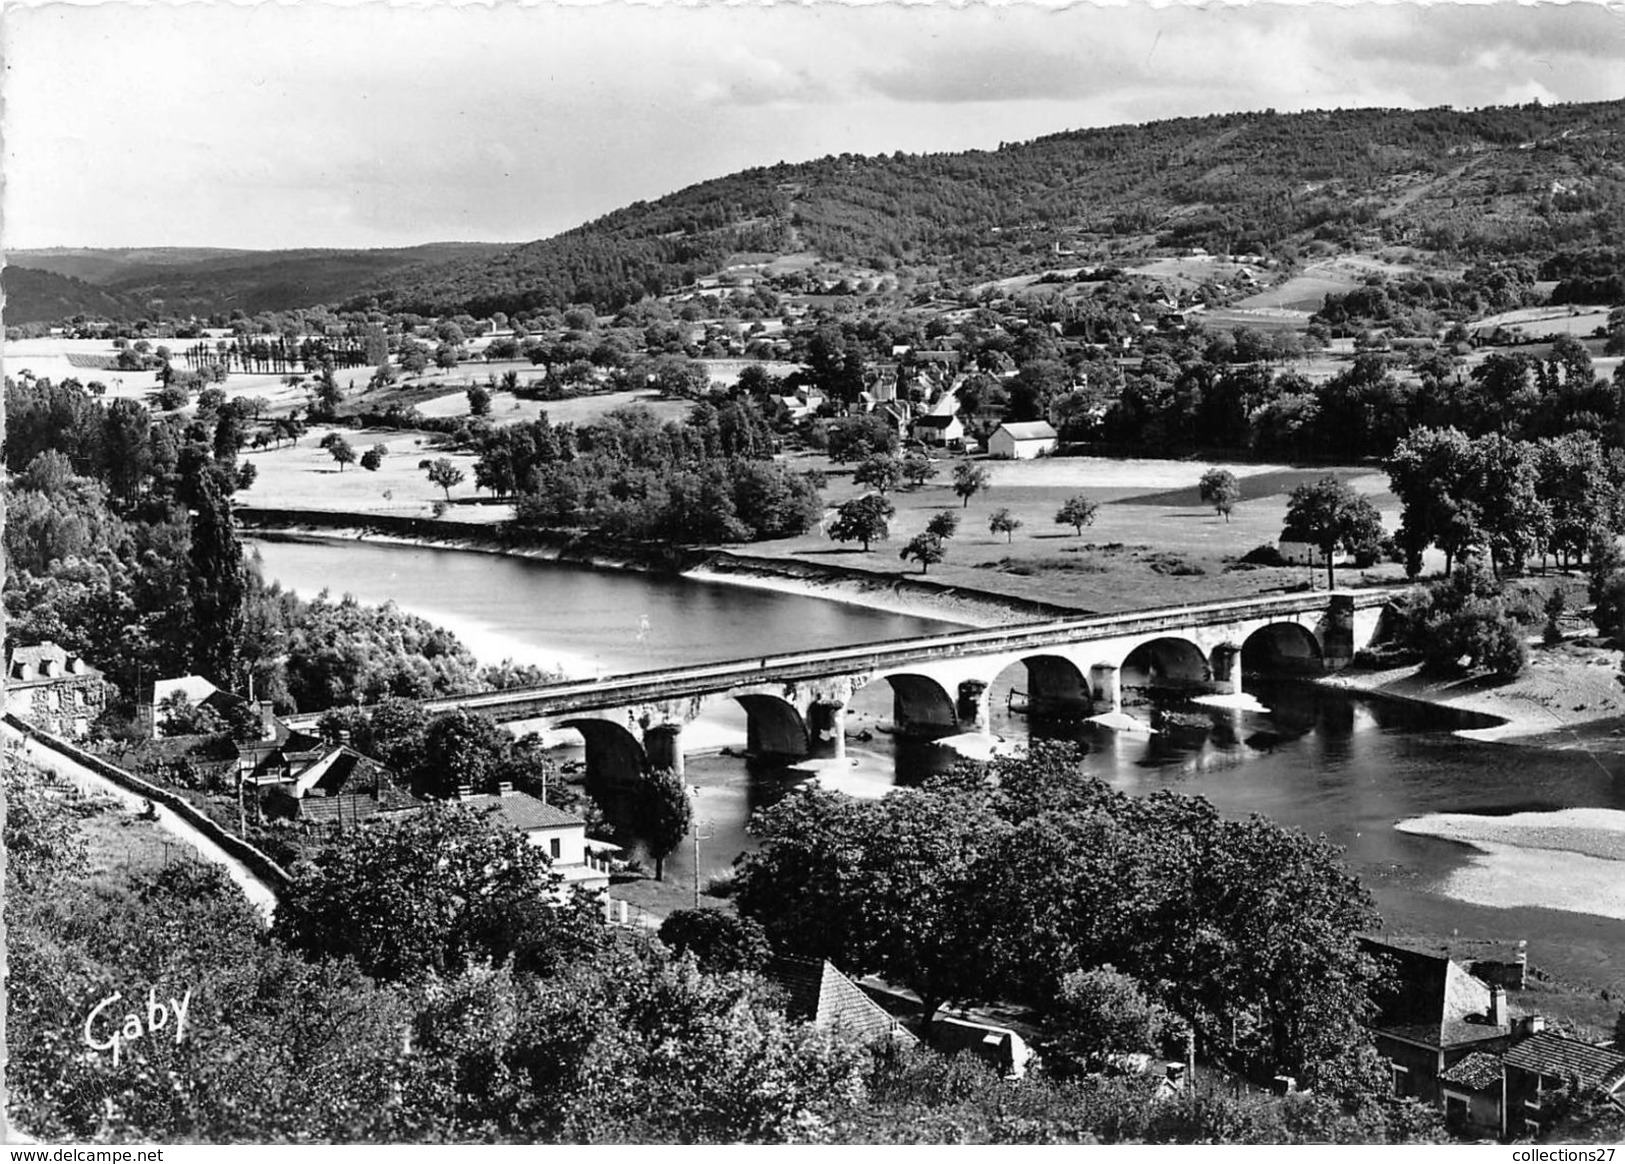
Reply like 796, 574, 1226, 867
83, 988, 192, 1067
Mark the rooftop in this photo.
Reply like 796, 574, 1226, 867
994, 421, 1058, 440
767, 957, 917, 1046
1440, 1051, 1504, 1092
461, 790, 584, 832
1505, 1033, 1625, 1092
1362, 938, 1514, 1049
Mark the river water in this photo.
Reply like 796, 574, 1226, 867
249, 535, 1625, 990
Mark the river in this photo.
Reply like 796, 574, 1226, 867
249, 535, 1625, 991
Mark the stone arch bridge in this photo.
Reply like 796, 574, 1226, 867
287, 589, 1397, 793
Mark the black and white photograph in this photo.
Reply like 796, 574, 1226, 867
5, 0, 1625, 1148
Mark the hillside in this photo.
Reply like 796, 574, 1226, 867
0, 265, 150, 325
349, 100, 1625, 317
6, 242, 509, 321
9, 101, 1624, 328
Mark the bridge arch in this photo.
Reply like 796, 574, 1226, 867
863, 671, 960, 738
1241, 622, 1324, 674
1120, 636, 1210, 697
1002, 653, 1094, 719
733, 693, 810, 758
559, 717, 647, 827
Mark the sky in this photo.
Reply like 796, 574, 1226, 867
4, 1, 1625, 251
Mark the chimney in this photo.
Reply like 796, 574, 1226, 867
497, 780, 514, 797
455, 782, 473, 801
1518, 1014, 1546, 1038
1489, 986, 1507, 1027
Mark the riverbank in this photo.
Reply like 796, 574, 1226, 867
1317, 637, 1625, 743
238, 512, 1075, 629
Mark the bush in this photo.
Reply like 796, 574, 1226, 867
1394, 564, 1530, 680
1239, 544, 1288, 567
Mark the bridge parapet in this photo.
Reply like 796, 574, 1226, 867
282, 589, 1404, 731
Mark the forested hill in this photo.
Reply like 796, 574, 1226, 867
0, 266, 151, 325
5, 242, 509, 322
350, 99, 1625, 317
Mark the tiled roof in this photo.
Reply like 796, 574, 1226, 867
461, 791, 583, 831
1363, 938, 1512, 1049
766, 957, 917, 1046
1440, 1052, 1504, 1091
1505, 1034, 1625, 1092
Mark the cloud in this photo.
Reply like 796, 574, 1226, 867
692, 43, 828, 107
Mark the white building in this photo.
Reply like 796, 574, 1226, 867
987, 421, 1057, 460
460, 786, 612, 891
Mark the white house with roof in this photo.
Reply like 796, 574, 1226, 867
459, 785, 612, 891
988, 421, 1057, 459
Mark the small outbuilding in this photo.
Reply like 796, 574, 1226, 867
987, 421, 1057, 460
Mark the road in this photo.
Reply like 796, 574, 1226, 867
7, 727, 280, 922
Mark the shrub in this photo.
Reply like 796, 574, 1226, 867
1239, 544, 1288, 567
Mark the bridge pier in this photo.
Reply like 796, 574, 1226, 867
957, 680, 990, 735
808, 700, 847, 761
642, 722, 684, 778
1323, 595, 1356, 671
1210, 643, 1243, 697
1090, 663, 1122, 714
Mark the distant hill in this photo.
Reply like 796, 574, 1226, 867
6, 242, 509, 322
347, 99, 1625, 317
11, 100, 1624, 327
1, 266, 150, 326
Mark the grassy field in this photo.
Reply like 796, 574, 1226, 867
757, 452, 1409, 613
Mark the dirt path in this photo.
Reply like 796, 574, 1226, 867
7, 727, 280, 921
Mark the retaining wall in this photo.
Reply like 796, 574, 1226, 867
5, 712, 292, 900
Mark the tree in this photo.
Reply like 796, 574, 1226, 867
360, 448, 383, 472
901, 454, 939, 490
639, 766, 693, 882
1386, 427, 1477, 577
188, 468, 246, 687
852, 453, 903, 495
952, 461, 990, 508
735, 783, 1009, 1028
925, 510, 960, 540
467, 384, 492, 416
1199, 468, 1241, 522
420, 708, 512, 797
828, 494, 894, 552
900, 532, 947, 573
1282, 477, 1385, 589
327, 435, 356, 472
657, 908, 770, 973
989, 507, 1022, 543
1055, 495, 1099, 536
1044, 965, 1178, 1078
272, 803, 604, 981
426, 458, 466, 501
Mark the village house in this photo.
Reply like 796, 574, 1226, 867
987, 420, 1057, 459
1362, 938, 1518, 1106
911, 412, 965, 449
1502, 1031, 1625, 1140
457, 783, 612, 892
6, 641, 108, 739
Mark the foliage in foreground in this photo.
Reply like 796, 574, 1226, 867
8, 752, 1443, 1145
